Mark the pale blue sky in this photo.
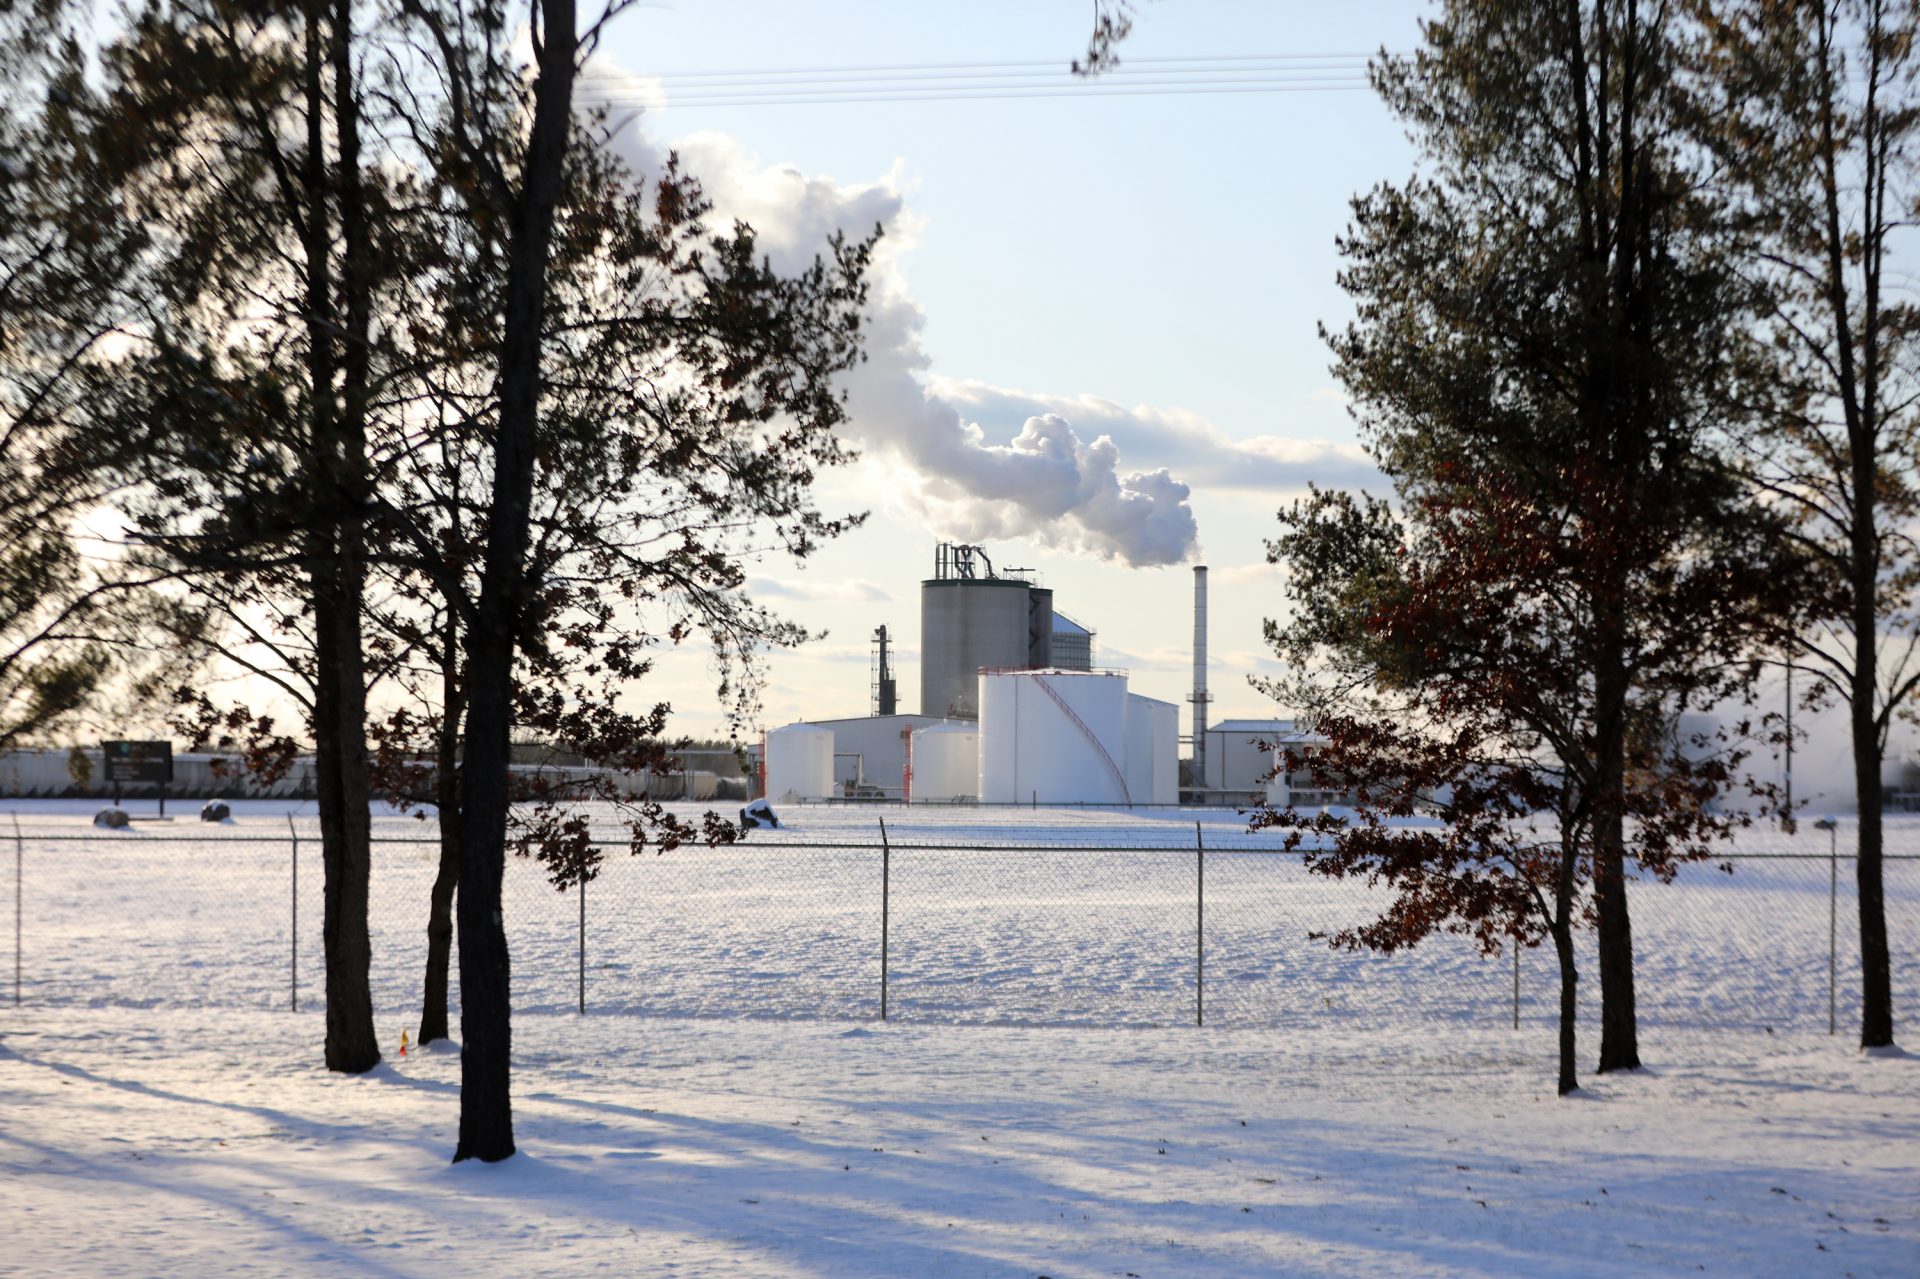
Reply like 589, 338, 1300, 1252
593, 1, 1426, 733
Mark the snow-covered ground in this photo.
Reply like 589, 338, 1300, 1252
0, 1009, 1914, 1277
0, 799, 1915, 1276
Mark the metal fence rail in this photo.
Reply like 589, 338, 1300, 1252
2, 820, 1914, 1034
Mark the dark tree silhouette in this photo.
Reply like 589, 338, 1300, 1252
1261, 0, 1811, 1087
1692, 0, 1917, 1051
388, 0, 873, 1161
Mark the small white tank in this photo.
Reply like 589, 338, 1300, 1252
765, 723, 834, 801
909, 720, 979, 802
1264, 745, 1290, 808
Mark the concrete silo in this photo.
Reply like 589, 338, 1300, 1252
765, 722, 834, 801
979, 669, 1133, 804
919, 543, 1054, 718
907, 720, 979, 802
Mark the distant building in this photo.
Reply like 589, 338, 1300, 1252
1196, 718, 1329, 804
1049, 612, 1094, 670
805, 713, 945, 797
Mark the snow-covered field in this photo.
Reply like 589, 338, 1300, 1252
1, 1010, 1914, 1277
1, 800, 1915, 1276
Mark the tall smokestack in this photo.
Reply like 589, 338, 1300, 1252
1190, 565, 1212, 792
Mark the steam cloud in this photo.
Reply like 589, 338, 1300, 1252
604, 119, 1202, 567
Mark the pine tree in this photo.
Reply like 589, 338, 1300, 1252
1262, 0, 1808, 1089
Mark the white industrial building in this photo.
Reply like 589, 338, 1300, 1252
750, 544, 1275, 808
1124, 692, 1180, 806
761, 673, 1176, 806
1197, 719, 1296, 800
808, 713, 943, 797
1190, 718, 1332, 806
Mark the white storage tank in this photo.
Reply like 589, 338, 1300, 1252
765, 723, 834, 801
1124, 693, 1180, 807
1264, 746, 1290, 808
909, 720, 979, 803
979, 669, 1132, 804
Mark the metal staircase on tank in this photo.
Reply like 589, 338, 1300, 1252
1028, 673, 1131, 804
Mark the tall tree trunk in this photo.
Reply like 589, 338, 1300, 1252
455, 619, 514, 1160
1814, 0, 1897, 1053
1593, 646, 1640, 1073
454, 0, 578, 1163
318, 555, 380, 1073
1552, 846, 1580, 1097
1852, 589, 1894, 1048
299, 0, 377, 1074
1553, 921, 1580, 1097
419, 614, 461, 1045
331, 0, 379, 1071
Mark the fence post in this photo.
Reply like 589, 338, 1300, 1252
287, 815, 298, 1013
1512, 945, 1520, 1030
579, 871, 587, 1016
12, 813, 21, 1006
1195, 822, 1204, 1028
879, 818, 891, 1021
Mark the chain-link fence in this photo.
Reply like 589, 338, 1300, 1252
1, 813, 1914, 1033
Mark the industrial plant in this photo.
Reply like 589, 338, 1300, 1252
753, 543, 1309, 807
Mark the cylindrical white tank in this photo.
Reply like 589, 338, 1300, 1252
1124, 693, 1180, 807
765, 723, 834, 801
979, 670, 1132, 804
909, 720, 979, 802
1264, 746, 1290, 808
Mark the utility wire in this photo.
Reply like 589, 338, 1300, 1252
576, 51, 1401, 84
584, 84, 1372, 109
580, 66, 1374, 91
574, 50, 1389, 109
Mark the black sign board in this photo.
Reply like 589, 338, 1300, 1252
102, 740, 173, 785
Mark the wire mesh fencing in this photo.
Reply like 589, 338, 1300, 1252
1, 813, 1914, 1034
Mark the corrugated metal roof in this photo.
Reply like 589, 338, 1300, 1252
1208, 719, 1326, 744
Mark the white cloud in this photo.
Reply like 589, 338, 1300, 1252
587, 81, 1387, 565
747, 576, 892, 605
595, 111, 1203, 568
1208, 560, 1286, 586
930, 379, 1380, 494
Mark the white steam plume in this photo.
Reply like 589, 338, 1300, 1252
603, 119, 1201, 567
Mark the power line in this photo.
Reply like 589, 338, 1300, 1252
583, 83, 1372, 109
575, 51, 1402, 84
572, 49, 1388, 108
580, 63, 1373, 92
572, 54, 1382, 109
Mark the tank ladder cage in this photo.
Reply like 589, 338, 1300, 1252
1025, 671, 1132, 804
